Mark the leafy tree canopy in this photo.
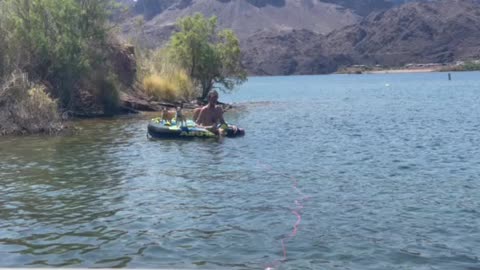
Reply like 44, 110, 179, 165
167, 13, 247, 100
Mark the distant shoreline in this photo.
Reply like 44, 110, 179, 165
364, 68, 439, 74
337, 63, 480, 75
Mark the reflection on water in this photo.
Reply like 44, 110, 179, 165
1, 72, 480, 269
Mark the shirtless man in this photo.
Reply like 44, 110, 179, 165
193, 90, 227, 134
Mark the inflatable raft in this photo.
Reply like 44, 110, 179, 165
147, 118, 245, 139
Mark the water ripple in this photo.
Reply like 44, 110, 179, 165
1, 73, 480, 268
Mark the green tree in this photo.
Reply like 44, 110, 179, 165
167, 13, 247, 100
0, 0, 116, 109
463, 61, 480, 71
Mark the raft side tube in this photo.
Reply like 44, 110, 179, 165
147, 118, 245, 139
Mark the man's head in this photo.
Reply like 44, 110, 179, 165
207, 90, 219, 105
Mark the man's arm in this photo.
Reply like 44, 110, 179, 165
194, 107, 208, 126
193, 108, 201, 122
217, 107, 227, 126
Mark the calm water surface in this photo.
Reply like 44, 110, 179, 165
1, 72, 480, 269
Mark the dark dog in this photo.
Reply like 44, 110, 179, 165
175, 105, 187, 127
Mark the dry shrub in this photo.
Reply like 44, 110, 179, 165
138, 48, 196, 102
169, 69, 196, 101
143, 74, 179, 102
0, 71, 63, 135
25, 85, 60, 124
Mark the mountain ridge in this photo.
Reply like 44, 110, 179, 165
116, 0, 480, 75
118, 0, 365, 48
242, 0, 480, 74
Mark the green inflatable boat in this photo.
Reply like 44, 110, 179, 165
147, 118, 245, 139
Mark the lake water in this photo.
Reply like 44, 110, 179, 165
1, 72, 480, 269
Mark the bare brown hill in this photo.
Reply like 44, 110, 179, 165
241, 0, 480, 75
117, 0, 480, 75
327, 0, 480, 66
321, 0, 394, 15
117, 0, 360, 48
241, 29, 350, 75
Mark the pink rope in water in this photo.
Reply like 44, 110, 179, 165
259, 162, 311, 270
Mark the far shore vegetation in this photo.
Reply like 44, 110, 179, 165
338, 60, 480, 74
439, 61, 480, 72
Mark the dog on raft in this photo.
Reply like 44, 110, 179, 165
161, 107, 174, 122
161, 105, 187, 127
175, 104, 187, 127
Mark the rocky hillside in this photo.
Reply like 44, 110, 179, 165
117, 0, 419, 46
327, 0, 480, 66
242, 29, 350, 75
242, 0, 480, 74
320, 0, 394, 15
116, 0, 480, 75
117, 0, 363, 47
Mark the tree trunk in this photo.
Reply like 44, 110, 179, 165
201, 79, 213, 100
201, 84, 208, 100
